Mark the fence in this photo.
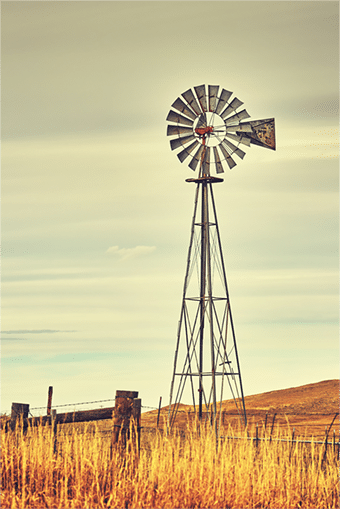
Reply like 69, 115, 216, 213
3, 389, 142, 457
2, 387, 339, 456
159, 407, 339, 439
142, 407, 340, 460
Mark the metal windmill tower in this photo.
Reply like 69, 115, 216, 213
166, 85, 275, 435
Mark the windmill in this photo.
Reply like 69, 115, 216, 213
166, 84, 275, 435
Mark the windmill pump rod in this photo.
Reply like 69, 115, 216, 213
199, 177, 208, 419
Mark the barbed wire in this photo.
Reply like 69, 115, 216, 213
30, 398, 116, 410
4, 396, 338, 427
2, 399, 158, 416
29, 402, 159, 412
19, 426, 338, 446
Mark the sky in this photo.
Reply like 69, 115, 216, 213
1, 1, 339, 417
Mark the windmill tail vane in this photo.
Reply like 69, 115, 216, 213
166, 84, 275, 436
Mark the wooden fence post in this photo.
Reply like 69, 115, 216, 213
269, 413, 277, 443
133, 398, 141, 452
289, 427, 295, 461
10, 403, 29, 432
264, 412, 268, 433
156, 397, 162, 428
47, 386, 53, 415
51, 409, 57, 454
111, 391, 140, 456
322, 413, 339, 465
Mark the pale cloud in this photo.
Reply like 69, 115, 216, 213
106, 245, 156, 261
2, 329, 76, 334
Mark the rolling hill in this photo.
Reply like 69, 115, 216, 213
142, 379, 339, 440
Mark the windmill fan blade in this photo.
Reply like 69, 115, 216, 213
208, 85, 219, 112
215, 89, 232, 115
213, 146, 224, 174
167, 125, 193, 136
188, 145, 204, 171
224, 109, 251, 125
221, 97, 244, 119
177, 140, 199, 162
202, 146, 210, 174
166, 110, 194, 127
197, 112, 207, 128
223, 139, 246, 159
194, 85, 208, 112
171, 97, 197, 121
170, 134, 196, 150
182, 89, 202, 115
225, 132, 251, 147
218, 143, 236, 169
241, 118, 276, 150
225, 122, 253, 133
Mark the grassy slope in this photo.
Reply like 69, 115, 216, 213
142, 379, 339, 440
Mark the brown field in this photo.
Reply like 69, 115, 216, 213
1, 379, 339, 509
143, 379, 340, 441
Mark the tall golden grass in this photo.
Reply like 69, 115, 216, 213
1, 417, 338, 509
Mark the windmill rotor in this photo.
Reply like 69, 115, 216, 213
166, 84, 276, 175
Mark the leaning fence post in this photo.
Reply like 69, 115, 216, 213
320, 413, 339, 466
10, 403, 29, 433
156, 397, 162, 428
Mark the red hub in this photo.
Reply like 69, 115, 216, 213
195, 125, 213, 136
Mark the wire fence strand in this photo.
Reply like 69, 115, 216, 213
30, 399, 116, 411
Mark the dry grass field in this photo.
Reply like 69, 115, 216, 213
1, 380, 339, 509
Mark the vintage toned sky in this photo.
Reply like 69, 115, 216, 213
1, 1, 338, 415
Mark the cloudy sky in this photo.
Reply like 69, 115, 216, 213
1, 1, 338, 416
